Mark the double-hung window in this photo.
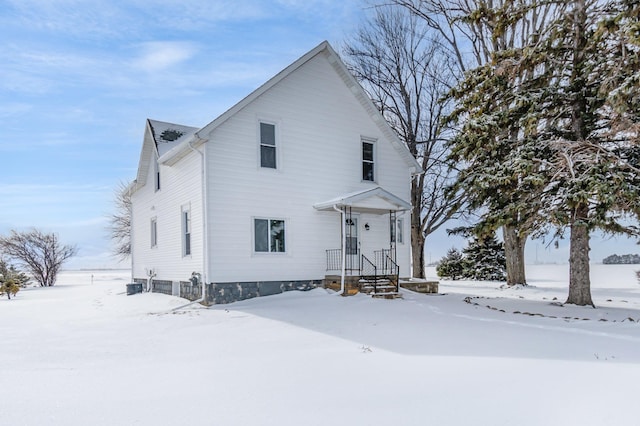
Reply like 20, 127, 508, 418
362, 139, 375, 181
150, 218, 158, 248
260, 122, 277, 169
254, 218, 285, 253
182, 209, 191, 256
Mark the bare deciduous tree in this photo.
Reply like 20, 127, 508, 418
392, 0, 562, 285
0, 229, 77, 287
344, 5, 463, 278
107, 181, 132, 261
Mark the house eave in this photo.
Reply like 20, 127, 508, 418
313, 186, 412, 214
158, 134, 206, 166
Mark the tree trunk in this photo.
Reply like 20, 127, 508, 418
503, 225, 527, 286
411, 222, 426, 278
410, 172, 426, 279
566, 204, 594, 306
565, 1, 593, 307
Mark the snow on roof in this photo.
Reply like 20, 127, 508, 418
147, 119, 199, 157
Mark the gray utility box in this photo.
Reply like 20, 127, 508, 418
126, 283, 144, 295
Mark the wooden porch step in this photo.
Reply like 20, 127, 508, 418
371, 292, 403, 299
360, 285, 397, 297
361, 284, 396, 291
360, 280, 392, 286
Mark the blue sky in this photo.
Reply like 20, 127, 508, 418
0, 0, 366, 267
0, 0, 636, 269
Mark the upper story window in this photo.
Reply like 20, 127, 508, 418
154, 154, 161, 191
260, 122, 277, 169
362, 139, 375, 181
254, 218, 285, 253
150, 217, 158, 248
182, 209, 191, 256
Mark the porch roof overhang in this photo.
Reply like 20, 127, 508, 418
313, 186, 412, 215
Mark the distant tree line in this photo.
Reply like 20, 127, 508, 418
603, 254, 640, 265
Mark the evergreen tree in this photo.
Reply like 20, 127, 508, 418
462, 235, 506, 281
391, 0, 562, 286
436, 236, 506, 281
436, 247, 465, 279
446, 0, 640, 305
0, 279, 20, 300
0, 259, 29, 288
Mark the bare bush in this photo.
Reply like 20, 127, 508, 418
107, 181, 132, 261
0, 229, 77, 287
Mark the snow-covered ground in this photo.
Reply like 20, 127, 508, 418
2, 265, 640, 426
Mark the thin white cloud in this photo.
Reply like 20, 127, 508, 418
131, 41, 199, 71
2, 0, 127, 39
0, 183, 110, 199
0, 102, 32, 118
1, 43, 118, 94
0, 132, 82, 152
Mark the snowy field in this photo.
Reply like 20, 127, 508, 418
2, 265, 640, 426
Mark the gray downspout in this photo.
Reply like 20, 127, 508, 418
173, 137, 208, 310
128, 183, 135, 284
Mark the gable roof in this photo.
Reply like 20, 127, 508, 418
157, 41, 422, 172
313, 186, 412, 214
148, 119, 199, 157
133, 119, 199, 189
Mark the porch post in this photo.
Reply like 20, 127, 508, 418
341, 206, 347, 291
332, 204, 346, 295
390, 210, 397, 261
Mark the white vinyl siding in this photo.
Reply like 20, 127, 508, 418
131, 147, 203, 282
204, 53, 412, 281
94, 49, 414, 283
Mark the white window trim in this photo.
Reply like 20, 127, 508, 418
150, 217, 158, 248
390, 216, 405, 244
252, 216, 288, 255
396, 217, 404, 244
361, 136, 377, 183
257, 118, 282, 171
153, 152, 161, 192
182, 206, 191, 257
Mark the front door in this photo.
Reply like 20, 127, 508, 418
345, 214, 360, 272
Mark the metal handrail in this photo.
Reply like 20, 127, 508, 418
326, 248, 361, 272
385, 255, 400, 292
361, 254, 378, 292
326, 249, 342, 271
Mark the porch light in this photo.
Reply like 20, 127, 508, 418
364, 223, 370, 231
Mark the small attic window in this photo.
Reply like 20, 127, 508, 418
159, 129, 184, 142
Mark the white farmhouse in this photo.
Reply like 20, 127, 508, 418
130, 41, 421, 304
